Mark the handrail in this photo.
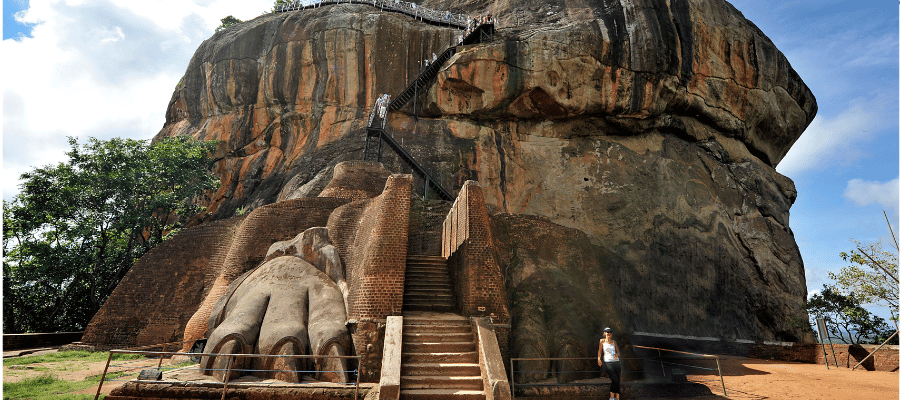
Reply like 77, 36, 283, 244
632, 345, 721, 358
93, 346, 363, 400
632, 345, 726, 396
510, 351, 727, 398
275, 0, 470, 28
365, 128, 454, 201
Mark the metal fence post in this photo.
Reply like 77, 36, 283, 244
715, 357, 726, 396
355, 357, 361, 400
93, 352, 113, 400
221, 356, 234, 400
658, 348, 665, 377
510, 359, 515, 399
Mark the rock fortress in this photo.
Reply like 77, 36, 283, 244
79, 0, 818, 398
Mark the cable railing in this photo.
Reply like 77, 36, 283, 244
92, 340, 363, 400
275, 0, 470, 28
510, 348, 727, 398
632, 345, 726, 396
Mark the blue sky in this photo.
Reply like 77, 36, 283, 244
3, 1, 898, 322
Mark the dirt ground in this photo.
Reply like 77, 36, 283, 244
2, 348, 173, 395
670, 356, 898, 400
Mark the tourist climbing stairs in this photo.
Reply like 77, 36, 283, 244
403, 255, 454, 311
400, 312, 484, 400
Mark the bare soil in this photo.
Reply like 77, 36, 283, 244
669, 356, 898, 400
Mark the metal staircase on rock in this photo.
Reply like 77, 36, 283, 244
400, 313, 484, 400
363, 22, 495, 202
403, 255, 455, 312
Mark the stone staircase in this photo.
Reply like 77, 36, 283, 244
403, 255, 454, 312
400, 312, 484, 400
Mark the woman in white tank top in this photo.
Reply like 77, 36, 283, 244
597, 327, 622, 400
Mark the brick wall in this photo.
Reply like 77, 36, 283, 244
749, 342, 899, 371
327, 174, 411, 321
81, 217, 244, 349
318, 161, 391, 201
442, 180, 510, 325
326, 174, 411, 382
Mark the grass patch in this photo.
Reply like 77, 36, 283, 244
3, 351, 151, 400
3, 373, 103, 400
4, 350, 143, 366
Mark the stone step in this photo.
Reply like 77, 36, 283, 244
399, 389, 485, 400
402, 351, 478, 363
403, 332, 475, 343
404, 298, 455, 306
404, 290, 453, 298
406, 262, 448, 267
404, 341, 476, 353
402, 362, 481, 376
403, 315, 469, 325
405, 276, 451, 283
401, 375, 483, 390
404, 303, 455, 312
405, 267, 451, 274
406, 255, 446, 262
404, 324, 472, 334
405, 267, 450, 279
404, 282, 452, 290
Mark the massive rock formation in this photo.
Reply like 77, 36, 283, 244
146, 0, 816, 371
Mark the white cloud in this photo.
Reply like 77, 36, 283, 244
776, 95, 893, 176
2, 0, 270, 200
843, 178, 899, 211
807, 288, 821, 300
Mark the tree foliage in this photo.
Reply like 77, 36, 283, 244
806, 286, 894, 345
834, 240, 898, 320
3, 136, 219, 333
216, 15, 243, 32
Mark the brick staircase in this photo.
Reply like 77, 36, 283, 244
403, 255, 454, 312
400, 312, 484, 400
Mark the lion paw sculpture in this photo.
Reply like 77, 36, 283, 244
201, 228, 351, 383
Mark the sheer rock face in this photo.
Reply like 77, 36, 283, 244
156, 0, 816, 343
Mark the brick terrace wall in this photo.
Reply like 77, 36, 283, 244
81, 217, 245, 349
180, 197, 350, 349
631, 332, 899, 372
442, 181, 510, 325
318, 161, 391, 201
326, 174, 411, 382
327, 174, 411, 321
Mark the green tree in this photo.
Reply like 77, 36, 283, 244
806, 286, 893, 344
216, 15, 243, 32
834, 240, 898, 323
272, 0, 292, 12
3, 136, 219, 333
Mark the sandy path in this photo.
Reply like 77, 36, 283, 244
673, 356, 898, 400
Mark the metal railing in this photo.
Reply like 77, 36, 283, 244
632, 345, 726, 396
510, 348, 727, 398
275, 0, 471, 28
93, 340, 362, 400
509, 356, 637, 395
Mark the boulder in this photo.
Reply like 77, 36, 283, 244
151, 0, 817, 363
